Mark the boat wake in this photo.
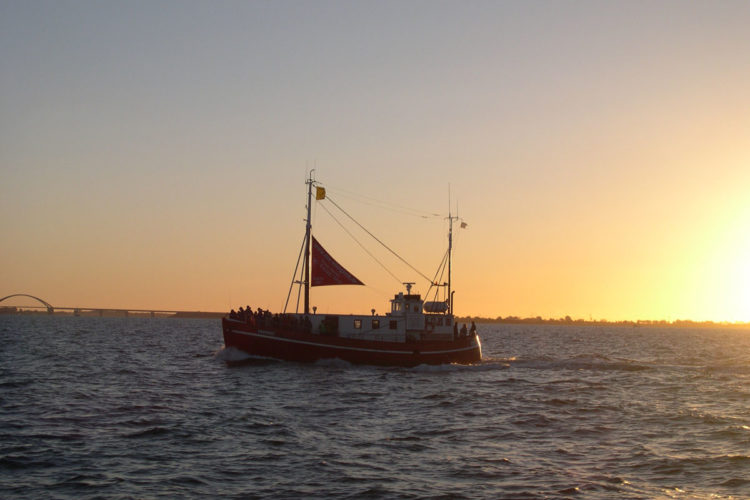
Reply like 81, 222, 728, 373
214, 346, 250, 362
214, 346, 279, 366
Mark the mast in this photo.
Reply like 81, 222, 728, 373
304, 172, 314, 315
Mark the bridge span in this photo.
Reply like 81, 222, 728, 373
0, 294, 225, 318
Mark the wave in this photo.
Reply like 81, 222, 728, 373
168, 475, 209, 486
123, 426, 171, 439
51, 472, 123, 488
719, 477, 750, 488
407, 358, 510, 373
0, 455, 58, 470
702, 363, 750, 375
509, 354, 650, 372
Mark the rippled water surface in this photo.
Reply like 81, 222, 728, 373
2, 316, 750, 498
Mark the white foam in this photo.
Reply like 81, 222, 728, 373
214, 346, 252, 362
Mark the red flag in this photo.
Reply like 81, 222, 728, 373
311, 236, 364, 287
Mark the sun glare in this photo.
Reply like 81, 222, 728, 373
726, 239, 750, 323
701, 210, 750, 323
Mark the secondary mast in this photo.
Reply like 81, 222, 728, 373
447, 185, 457, 315
448, 210, 455, 314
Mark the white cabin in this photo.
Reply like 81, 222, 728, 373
292, 291, 454, 343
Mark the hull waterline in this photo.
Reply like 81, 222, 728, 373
222, 318, 482, 367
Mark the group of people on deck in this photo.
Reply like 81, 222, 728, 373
454, 321, 477, 339
228, 306, 312, 333
229, 306, 266, 325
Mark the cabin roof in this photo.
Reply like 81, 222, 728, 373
393, 294, 421, 300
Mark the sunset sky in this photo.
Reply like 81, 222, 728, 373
2, 1, 749, 322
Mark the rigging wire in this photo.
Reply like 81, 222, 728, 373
323, 195, 434, 284
426, 247, 449, 304
324, 184, 442, 219
283, 231, 308, 314
318, 202, 403, 285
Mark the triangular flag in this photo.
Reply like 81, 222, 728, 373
311, 237, 364, 286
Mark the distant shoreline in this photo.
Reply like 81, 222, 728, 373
456, 316, 750, 329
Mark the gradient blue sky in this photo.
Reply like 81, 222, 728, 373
2, 1, 749, 321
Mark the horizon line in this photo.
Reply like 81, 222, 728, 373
3, 304, 749, 326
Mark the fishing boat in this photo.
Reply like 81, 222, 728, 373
221, 174, 481, 366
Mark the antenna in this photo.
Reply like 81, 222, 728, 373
446, 183, 457, 315
448, 183, 451, 218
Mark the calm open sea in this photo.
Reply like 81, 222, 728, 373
2, 315, 749, 499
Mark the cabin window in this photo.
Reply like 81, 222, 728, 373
446, 317, 451, 326
393, 302, 402, 312
405, 303, 410, 312
372, 319, 380, 329
354, 319, 362, 329
437, 317, 444, 326
389, 320, 397, 330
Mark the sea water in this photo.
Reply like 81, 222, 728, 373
2, 315, 749, 499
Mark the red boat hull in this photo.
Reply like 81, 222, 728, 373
222, 318, 482, 367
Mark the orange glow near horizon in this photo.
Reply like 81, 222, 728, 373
3, 185, 748, 324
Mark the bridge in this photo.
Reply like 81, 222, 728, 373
0, 294, 225, 318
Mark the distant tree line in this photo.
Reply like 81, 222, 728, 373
456, 315, 750, 329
